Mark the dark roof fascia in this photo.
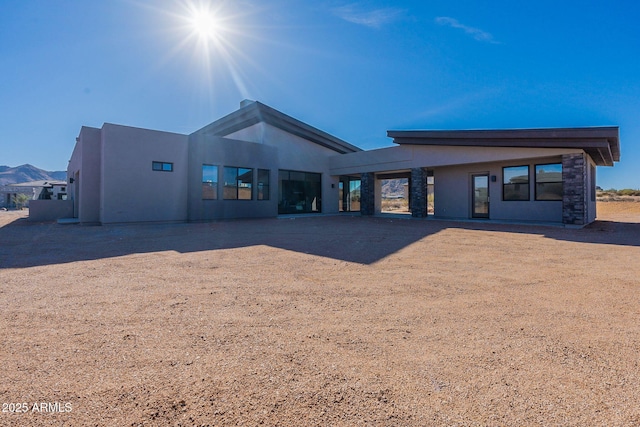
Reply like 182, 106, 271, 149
192, 105, 262, 137
387, 127, 620, 166
194, 101, 362, 154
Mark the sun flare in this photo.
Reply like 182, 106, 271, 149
155, 0, 258, 99
190, 7, 220, 40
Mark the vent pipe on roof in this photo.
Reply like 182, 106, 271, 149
240, 99, 255, 108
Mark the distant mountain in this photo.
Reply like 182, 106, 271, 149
381, 178, 408, 198
0, 164, 66, 186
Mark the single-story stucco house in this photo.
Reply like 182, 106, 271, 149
60, 100, 619, 226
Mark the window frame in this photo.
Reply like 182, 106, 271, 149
257, 169, 270, 201
202, 164, 218, 200
223, 166, 253, 200
278, 169, 322, 214
502, 165, 530, 201
534, 163, 563, 201
152, 161, 173, 172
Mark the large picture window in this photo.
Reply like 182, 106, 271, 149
257, 169, 270, 200
202, 165, 218, 200
224, 167, 253, 200
278, 170, 321, 214
535, 163, 562, 201
503, 165, 529, 201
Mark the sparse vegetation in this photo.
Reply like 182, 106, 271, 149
597, 188, 640, 202
381, 193, 435, 213
1, 211, 640, 425
11, 193, 30, 210
381, 198, 409, 212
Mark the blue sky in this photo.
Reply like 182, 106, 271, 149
1, 0, 638, 189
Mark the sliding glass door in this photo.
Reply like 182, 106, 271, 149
278, 170, 321, 214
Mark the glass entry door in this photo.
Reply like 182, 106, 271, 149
472, 174, 489, 218
339, 176, 361, 212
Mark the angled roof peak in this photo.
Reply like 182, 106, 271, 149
192, 100, 362, 154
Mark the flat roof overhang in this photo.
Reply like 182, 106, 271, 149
387, 127, 620, 166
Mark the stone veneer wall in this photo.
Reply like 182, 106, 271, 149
360, 172, 375, 216
410, 168, 427, 218
562, 153, 587, 225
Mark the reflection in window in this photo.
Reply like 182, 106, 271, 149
224, 167, 253, 200
339, 176, 360, 212
257, 169, 270, 200
503, 165, 529, 201
152, 161, 173, 172
535, 163, 562, 200
202, 165, 218, 200
278, 170, 321, 214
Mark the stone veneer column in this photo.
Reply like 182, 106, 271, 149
360, 172, 375, 216
410, 168, 427, 218
562, 153, 587, 225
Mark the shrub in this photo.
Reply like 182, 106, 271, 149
11, 193, 30, 210
618, 189, 640, 197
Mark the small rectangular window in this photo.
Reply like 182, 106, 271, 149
535, 163, 562, 201
257, 169, 270, 200
202, 165, 218, 200
152, 161, 173, 172
224, 167, 253, 200
503, 165, 529, 201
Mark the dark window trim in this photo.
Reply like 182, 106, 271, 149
202, 164, 219, 200
534, 162, 563, 201
502, 165, 530, 201
257, 168, 270, 201
278, 169, 322, 214
152, 161, 173, 172
223, 166, 253, 201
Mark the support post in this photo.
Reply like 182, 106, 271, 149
562, 153, 587, 225
360, 172, 375, 216
410, 168, 427, 218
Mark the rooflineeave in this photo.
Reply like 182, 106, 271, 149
193, 101, 362, 154
387, 127, 620, 166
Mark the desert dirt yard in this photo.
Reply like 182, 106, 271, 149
1, 202, 639, 426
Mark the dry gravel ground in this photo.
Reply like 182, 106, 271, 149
1, 203, 639, 426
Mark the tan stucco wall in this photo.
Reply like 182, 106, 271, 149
28, 200, 73, 222
187, 134, 279, 221
67, 126, 102, 223
261, 124, 341, 214
68, 114, 603, 225
329, 145, 590, 223
211, 122, 343, 214
99, 124, 189, 224
432, 157, 564, 222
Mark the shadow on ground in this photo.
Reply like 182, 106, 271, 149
1, 215, 638, 269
